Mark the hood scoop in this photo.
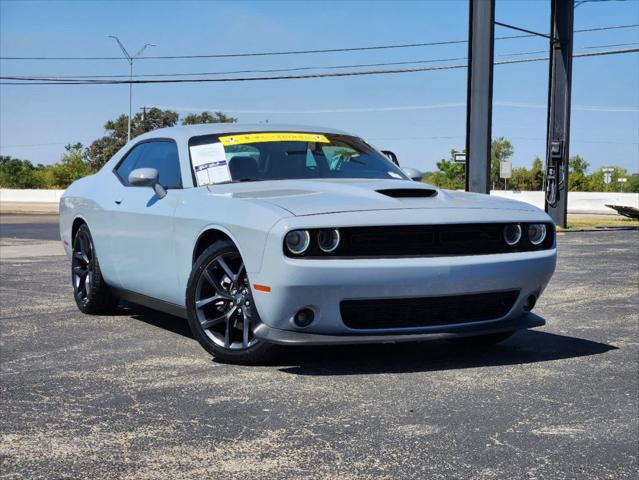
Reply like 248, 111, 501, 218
376, 188, 437, 198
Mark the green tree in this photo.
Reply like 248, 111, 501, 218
511, 167, 532, 191
85, 108, 179, 170
490, 137, 514, 190
49, 143, 93, 188
423, 149, 465, 189
568, 155, 589, 191
181, 111, 237, 125
530, 156, 544, 190
586, 166, 633, 192
0, 156, 47, 188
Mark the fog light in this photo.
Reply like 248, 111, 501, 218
317, 229, 340, 253
523, 295, 537, 312
528, 223, 547, 245
294, 308, 315, 327
503, 224, 522, 246
285, 230, 310, 255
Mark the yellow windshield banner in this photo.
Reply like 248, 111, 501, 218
219, 132, 330, 146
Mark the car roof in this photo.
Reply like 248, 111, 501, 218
135, 123, 354, 143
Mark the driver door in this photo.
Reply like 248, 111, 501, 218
108, 140, 183, 305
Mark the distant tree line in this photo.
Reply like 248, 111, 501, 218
0, 108, 235, 189
1, 110, 637, 192
422, 137, 639, 193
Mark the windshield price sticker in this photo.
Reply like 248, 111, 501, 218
219, 132, 330, 146
190, 142, 232, 185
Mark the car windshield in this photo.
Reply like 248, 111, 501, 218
188, 132, 407, 185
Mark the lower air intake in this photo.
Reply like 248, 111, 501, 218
340, 290, 520, 329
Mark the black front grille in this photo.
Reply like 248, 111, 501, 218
285, 223, 554, 258
340, 290, 520, 329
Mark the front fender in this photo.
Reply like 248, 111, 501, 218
173, 188, 291, 298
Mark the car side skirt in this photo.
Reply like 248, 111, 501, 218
112, 288, 188, 319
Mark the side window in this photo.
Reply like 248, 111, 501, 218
135, 141, 182, 189
114, 143, 147, 185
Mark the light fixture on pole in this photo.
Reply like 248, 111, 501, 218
107, 35, 157, 142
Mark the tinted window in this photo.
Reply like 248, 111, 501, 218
115, 143, 147, 185
115, 140, 182, 188
189, 133, 407, 183
135, 141, 182, 188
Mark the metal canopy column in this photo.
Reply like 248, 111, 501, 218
544, 0, 574, 228
465, 0, 495, 194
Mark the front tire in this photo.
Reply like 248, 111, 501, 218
71, 224, 117, 314
186, 241, 276, 365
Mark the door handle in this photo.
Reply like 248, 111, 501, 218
114, 199, 123, 205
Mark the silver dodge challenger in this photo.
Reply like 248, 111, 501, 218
60, 124, 556, 364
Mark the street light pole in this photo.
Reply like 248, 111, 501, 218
107, 35, 157, 143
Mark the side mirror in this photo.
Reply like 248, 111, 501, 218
401, 167, 423, 182
381, 150, 399, 166
128, 168, 167, 199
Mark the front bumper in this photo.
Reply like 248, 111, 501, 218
249, 236, 555, 344
254, 312, 545, 345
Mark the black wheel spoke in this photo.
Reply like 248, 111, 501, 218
202, 269, 216, 287
84, 272, 92, 296
201, 313, 226, 329
216, 257, 237, 283
224, 306, 237, 347
242, 309, 250, 348
196, 294, 223, 309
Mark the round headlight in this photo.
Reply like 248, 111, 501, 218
528, 223, 547, 245
503, 224, 522, 246
285, 230, 310, 255
317, 229, 340, 253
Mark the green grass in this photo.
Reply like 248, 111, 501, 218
558, 215, 638, 231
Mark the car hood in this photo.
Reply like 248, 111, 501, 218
206, 179, 540, 217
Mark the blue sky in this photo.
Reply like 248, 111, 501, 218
1, 0, 638, 173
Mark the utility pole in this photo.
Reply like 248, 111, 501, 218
544, 0, 574, 228
141, 106, 148, 131
465, 0, 495, 194
107, 36, 157, 143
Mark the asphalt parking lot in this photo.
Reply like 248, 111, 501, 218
1, 214, 637, 479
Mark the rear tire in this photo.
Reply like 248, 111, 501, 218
71, 224, 118, 314
186, 240, 276, 365
448, 330, 515, 348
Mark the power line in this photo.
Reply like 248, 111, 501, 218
575, 0, 630, 7
0, 142, 72, 149
9, 42, 636, 81
0, 23, 637, 61
368, 135, 638, 145
1, 47, 637, 86
0, 55, 471, 80
149, 101, 639, 115
4, 135, 636, 150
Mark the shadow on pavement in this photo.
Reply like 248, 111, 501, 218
121, 304, 195, 339
123, 305, 618, 375
274, 330, 618, 376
